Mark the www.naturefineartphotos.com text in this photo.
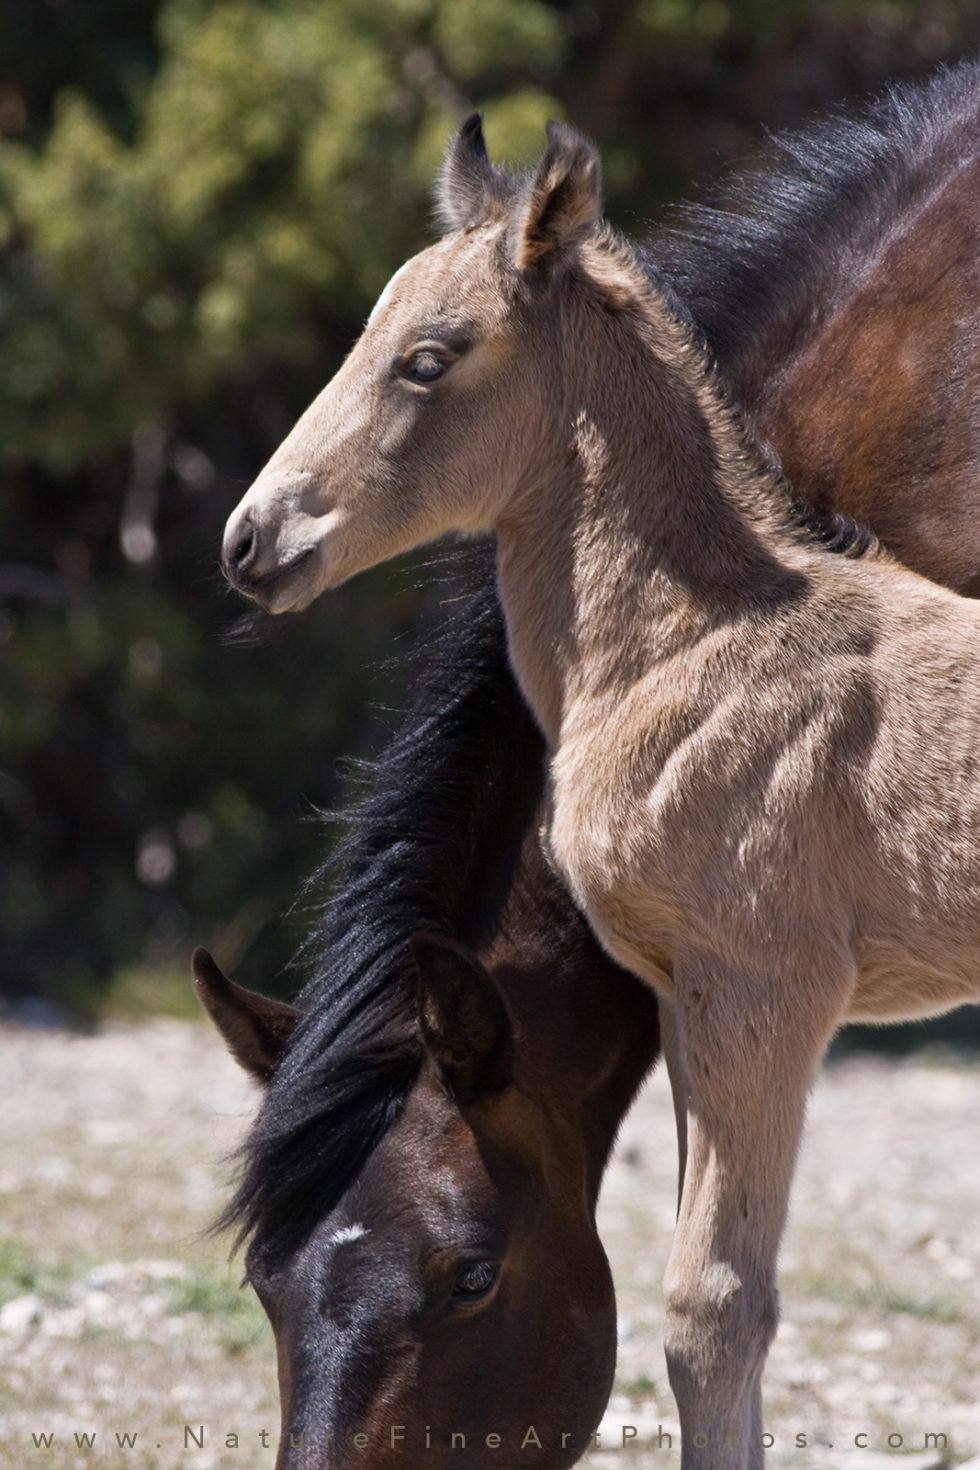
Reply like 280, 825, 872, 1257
22, 1421, 955, 1456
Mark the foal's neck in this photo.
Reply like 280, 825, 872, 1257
495, 253, 806, 747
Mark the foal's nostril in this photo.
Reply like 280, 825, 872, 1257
226, 513, 257, 580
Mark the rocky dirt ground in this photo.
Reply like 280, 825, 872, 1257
1, 1017, 979, 1468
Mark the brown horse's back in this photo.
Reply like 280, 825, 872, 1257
758, 150, 980, 592
656, 60, 980, 595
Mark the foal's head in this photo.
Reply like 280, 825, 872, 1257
222, 117, 606, 613
194, 917, 655, 1468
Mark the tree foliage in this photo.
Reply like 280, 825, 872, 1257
1, 0, 977, 1008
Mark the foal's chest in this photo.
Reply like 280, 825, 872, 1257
543, 723, 718, 991
543, 678, 854, 990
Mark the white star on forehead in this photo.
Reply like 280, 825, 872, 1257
327, 1223, 369, 1249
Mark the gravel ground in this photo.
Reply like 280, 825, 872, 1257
1, 1019, 978, 1468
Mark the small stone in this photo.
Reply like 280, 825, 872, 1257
942, 1253, 974, 1279
850, 1327, 891, 1352
40, 1306, 85, 1339
0, 1295, 42, 1335
84, 1261, 128, 1290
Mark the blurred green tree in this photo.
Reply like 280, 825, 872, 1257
1, 0, 977, 1009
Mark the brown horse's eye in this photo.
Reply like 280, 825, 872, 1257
452, 1261, 499, 1301
402, 351, 447, 384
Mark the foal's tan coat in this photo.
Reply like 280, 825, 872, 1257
223, 124, 980, 1467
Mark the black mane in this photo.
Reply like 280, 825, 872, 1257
655, 59, 980, 404
221, 546, 542, 1260
224, 59, 977, 1258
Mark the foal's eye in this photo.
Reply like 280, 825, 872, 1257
452, 1261, 499, 1302
401, 351, 448, 384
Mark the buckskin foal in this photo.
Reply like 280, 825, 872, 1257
219, 64, 980, 1470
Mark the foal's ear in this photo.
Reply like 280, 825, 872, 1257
511, 121, 601, 272
437, 113, 516, 232
191, 948, 303, 1085
411, 933, 512, 1102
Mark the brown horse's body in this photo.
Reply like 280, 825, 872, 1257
215, 62, 980, 1470
752, 155, 980, 594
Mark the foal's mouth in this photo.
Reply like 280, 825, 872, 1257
229, 546, 317, 611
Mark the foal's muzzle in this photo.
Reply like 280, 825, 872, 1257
223, 508, 258, 590
221, 502, 319, 612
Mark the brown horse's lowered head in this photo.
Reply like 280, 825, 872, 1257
221, 115, 603, 614
193, 911, 657, 1469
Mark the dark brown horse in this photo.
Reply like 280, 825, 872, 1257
196, 585, 659, 1466
207, 60, 980, 1469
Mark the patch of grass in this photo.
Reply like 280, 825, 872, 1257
0, 1237, 74, 1307
867, 1287, 963, 1323
166, 1267, 247, 1317
619, 1373, 658, 1398
165, 1262, 271, 1356
792, 1262, 963, 1325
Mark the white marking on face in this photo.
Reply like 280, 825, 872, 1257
328, 1223, 369, 1249
365, 255, 421, 328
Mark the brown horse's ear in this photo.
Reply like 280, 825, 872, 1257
411, 933, 512, 1102
191, 948, 303, 1085
436, 113, 516, 232
511, 120, 601, 272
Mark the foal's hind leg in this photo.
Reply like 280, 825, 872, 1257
662, 948, 850, 1470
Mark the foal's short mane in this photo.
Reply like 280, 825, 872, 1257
224, 60, 976, 1258
604, 226, 882, 565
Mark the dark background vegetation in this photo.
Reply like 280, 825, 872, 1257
3, 0, 979, 1017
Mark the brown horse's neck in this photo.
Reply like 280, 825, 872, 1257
496, 250, 808, 748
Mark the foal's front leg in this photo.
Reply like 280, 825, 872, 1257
662, 949, 849, 1470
